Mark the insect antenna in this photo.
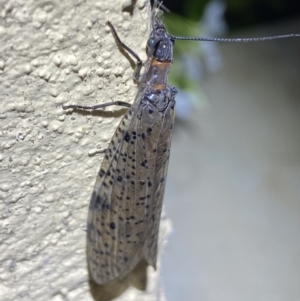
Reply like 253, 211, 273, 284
152, 1, 300, 43
171, 34, 300, 43
152, 0, 170, 13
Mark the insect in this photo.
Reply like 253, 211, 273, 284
63, 4, 300, 285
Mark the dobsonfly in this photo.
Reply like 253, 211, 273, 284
63, 4, 300, 285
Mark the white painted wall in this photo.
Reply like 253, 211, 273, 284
0, 1, 169, 300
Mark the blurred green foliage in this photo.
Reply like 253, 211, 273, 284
162, 13, 204, 56
162, 13, 204, 90
163, 0, 300, 30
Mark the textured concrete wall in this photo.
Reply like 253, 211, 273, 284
0, 1, 169, 300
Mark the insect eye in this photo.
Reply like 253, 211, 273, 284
147, 38, 155, 49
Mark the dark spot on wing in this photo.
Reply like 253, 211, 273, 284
124, 132, 130, 142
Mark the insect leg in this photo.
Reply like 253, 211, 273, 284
106, 21, 143, 81
62, 101, 131, 111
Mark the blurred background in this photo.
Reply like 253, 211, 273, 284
154, 0, 300, 300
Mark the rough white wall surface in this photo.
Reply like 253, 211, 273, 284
0, 0, 169, 300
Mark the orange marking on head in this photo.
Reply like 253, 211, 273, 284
152, 84, 166, 90
151, 59, 171, 68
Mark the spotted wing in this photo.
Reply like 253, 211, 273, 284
87, 92, 176, 284
142, 95, 175, 268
